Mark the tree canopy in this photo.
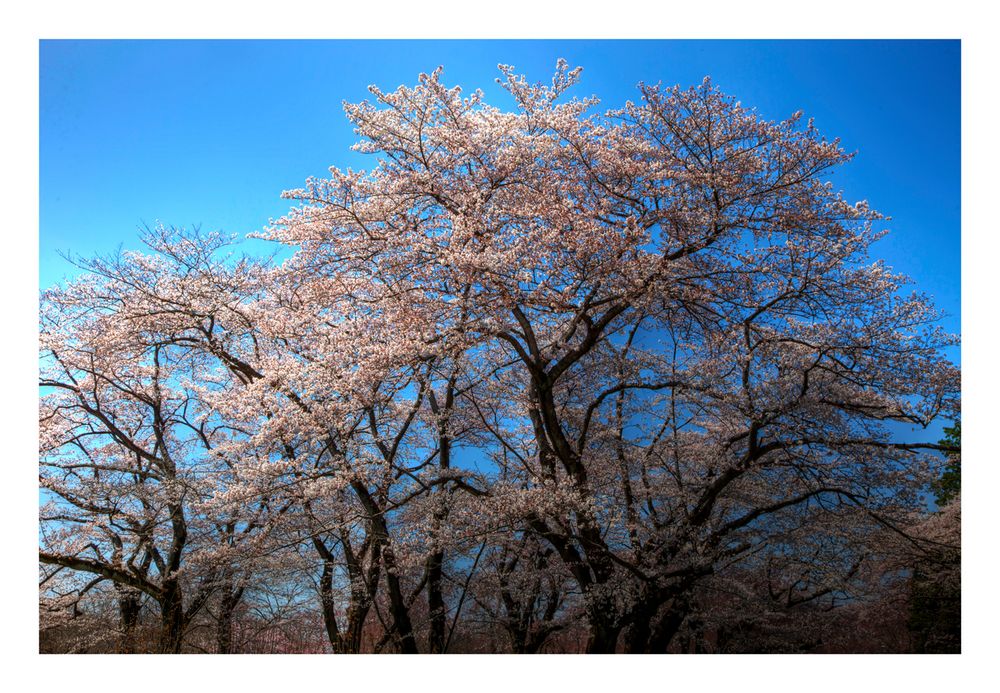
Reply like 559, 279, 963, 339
39, 62, 960, 654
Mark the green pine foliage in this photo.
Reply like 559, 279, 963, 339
931, 421, 961, 507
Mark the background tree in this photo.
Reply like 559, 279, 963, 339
907, 420, 961, 653
931, 421, 961, 506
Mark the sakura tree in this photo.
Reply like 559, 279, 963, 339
39, 229, 284, 652
39, 62, 960, 654
264, 61, 959, 652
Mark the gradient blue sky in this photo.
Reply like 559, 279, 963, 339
40, 39, 960, 342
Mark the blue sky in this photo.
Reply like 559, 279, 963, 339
40, 39, 960, 344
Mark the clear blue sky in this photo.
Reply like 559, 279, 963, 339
40, 39, 960, 339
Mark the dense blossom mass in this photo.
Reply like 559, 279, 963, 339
39, 62, 960, 654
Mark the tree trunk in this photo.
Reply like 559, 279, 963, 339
648, 599, 688, 653
350, 479, 417, 653
216, 586, 243, 654
585, 622, 621, 654
343, 601, 371, 654
117, 590, 142, 654
623, 613, 651, 654
383, 556, 418, 653
426, 550, 446, 653
426, 388, 454, 654
343, 539, 379, 654
318, 559, 343, 652
158, 580, 186, 654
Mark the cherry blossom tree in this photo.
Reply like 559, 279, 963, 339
39, 62, 960, 654
261, 61, 958, 652
39, 228, 285, 652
